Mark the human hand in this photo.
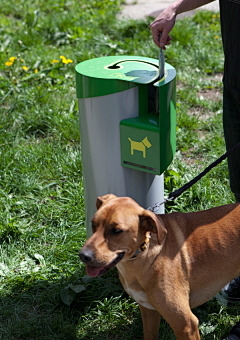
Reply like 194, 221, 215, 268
150, 7, 177, 48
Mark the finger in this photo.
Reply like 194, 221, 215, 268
152, 29, 161, 47
165, 35, 172, 45
159, 30, 170, 48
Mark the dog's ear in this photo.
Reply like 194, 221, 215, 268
140, 210, 167, 245
96, 194, 117, 210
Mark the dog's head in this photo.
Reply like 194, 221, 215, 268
79, 194, 167, 277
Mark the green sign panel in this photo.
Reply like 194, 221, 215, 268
120, 125, 160, 174
120, 76, 176, 175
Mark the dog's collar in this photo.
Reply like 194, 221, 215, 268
130, 233, 151, 259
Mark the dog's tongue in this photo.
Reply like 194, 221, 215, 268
86, 265, 104, 277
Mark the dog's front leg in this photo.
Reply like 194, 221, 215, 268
163, 305, 200, 340
139, 304, 161, 340
170, 313, 200, 340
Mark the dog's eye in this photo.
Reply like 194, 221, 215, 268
92, 222, 96, 232
111, 228, 123, 235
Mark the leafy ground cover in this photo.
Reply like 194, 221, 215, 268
0, 0, 239, 338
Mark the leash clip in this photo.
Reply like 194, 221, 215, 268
147, 196, 174, 213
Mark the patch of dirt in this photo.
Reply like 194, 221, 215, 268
181, 148, 204, 168
197, 88, 222, 102
206, 73, 223, 83
177, 80, 185, 88
187, 107, 215, 121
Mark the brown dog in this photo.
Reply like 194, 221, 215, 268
79, 194, 240, 340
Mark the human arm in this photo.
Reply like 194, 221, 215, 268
150, 0, 215, 47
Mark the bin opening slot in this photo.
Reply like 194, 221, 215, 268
107, 65, 121, 70
148, 82, 159, 115
123, 161, 157, 173
106, 60, 158, 70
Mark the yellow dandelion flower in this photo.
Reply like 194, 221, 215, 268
22, 66, 28, 71
60, 56, 73, 64
35, 68, 38, 73
60, 55, 69, 63
52, 59, 59, 64
215, 35, 218, 39
21, 59, 24, 62
212, 14, 216, 18
5, 61, 13, 66
9, 57, 17, 62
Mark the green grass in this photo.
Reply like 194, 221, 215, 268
0, 1, 239, 339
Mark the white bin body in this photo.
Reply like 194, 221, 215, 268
78, 87, 164, 238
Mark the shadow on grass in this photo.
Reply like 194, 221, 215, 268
0, 268, 141, 340
1, 267, 239, 340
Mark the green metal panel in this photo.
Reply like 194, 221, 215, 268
158, 77, 176, 174
120, 114, 159, 132
76, 56, 160, 98
120, 125, 160, 174
75, 55, 177, 175
120, 66, 176, 175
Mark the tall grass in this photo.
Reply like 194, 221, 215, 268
0, 0, 238, 338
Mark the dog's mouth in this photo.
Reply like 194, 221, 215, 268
86, 252, 125, 278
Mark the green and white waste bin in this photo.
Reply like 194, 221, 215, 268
76, 56, 176, 238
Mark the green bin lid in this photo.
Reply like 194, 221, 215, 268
76, 55, 176, 98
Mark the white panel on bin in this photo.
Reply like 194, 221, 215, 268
78, 87, 164, 238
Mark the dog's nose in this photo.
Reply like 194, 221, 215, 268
79, 249, 94, 263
